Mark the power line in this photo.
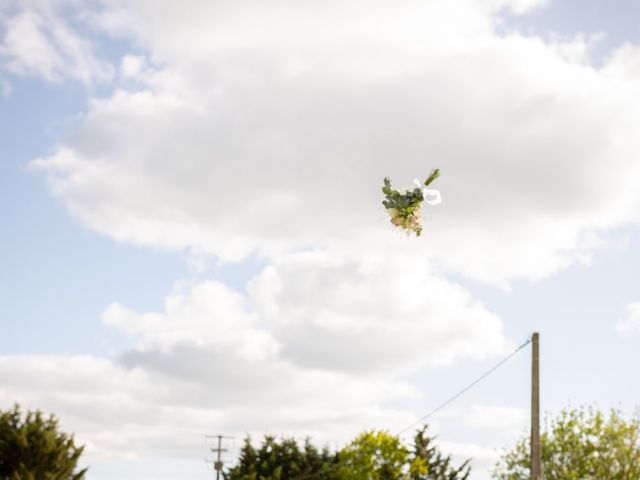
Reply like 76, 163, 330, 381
297, 335, 533, 480
395, 336, 532, 436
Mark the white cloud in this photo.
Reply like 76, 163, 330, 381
0, 349, 419, 461
0, 253, 509, 462
248, 251, 507, 372
30, 0, 640, 284
119, 54, 146, 80
484, 0, 550, 16
10, 0, 640, 472
438, 439, 502, 479
616, 302, 640, 333
0, 2, 113, 85
463, 405, 528, 432
106, 253, 507, 379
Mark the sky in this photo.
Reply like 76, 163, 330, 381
1, 1, 640, 479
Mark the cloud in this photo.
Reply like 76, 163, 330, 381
106, 252, 508, 385
0, 349, 419, 461
462, 405, 528, 432
110, 254, 507, 375
30, 0, 640, 284
485, 0, 550, 16
438, 439, 502, 479
11, 0, 640, 471
0, 1, 114, 85
616, 302, 640, 333
0, 253, 509, 461
248, 251, 507, 372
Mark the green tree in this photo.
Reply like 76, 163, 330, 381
226, 428, 470, 480
0, 404, 87, 480
336, 430, 409, 480
410, 427, 471, 480
225, 435, 339, 480
493, 407, 640, 480
338, 428, 470, 480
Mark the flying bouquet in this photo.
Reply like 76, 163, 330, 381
382, 168, 441, 236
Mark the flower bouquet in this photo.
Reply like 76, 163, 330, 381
382, 168, 441, 236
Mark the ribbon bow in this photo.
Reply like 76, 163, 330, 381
413, 178, 442, 206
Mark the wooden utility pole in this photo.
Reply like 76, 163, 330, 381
206, 435, 230, 480
531, 332, 541, 480
214, 435, 224, 480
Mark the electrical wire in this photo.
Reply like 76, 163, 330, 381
263, 334, 533, 480
395, 335, 533, 436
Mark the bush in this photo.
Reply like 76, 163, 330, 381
0, 404, 87, 480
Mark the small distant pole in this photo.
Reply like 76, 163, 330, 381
206, 435, 231, 480
531, 332, 541, 480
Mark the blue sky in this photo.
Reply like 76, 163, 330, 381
0, 80, 186, 354
2, 1, 640, 479
504, 0, 640, 56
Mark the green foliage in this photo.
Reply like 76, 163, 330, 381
411, 427, 470, 480
493, 407, 640, 480
335, 430, 409, 480
224, 435, 339, 480
225, 427, 470, 480
382, 169, 440, 236
0, 404, 87, 480
382, 177, 425, 215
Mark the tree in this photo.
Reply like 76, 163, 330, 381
337, 428, 470, 480
226, 428, 470, 480
225, 435, 339, 480
0, 404, 87, 480
410, 427, 470, 480
493, 407, 640, 480
336, 430, 409, 480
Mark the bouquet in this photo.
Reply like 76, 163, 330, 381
382, 168, 441, 236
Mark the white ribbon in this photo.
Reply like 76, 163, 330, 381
413, 178, 442, 206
